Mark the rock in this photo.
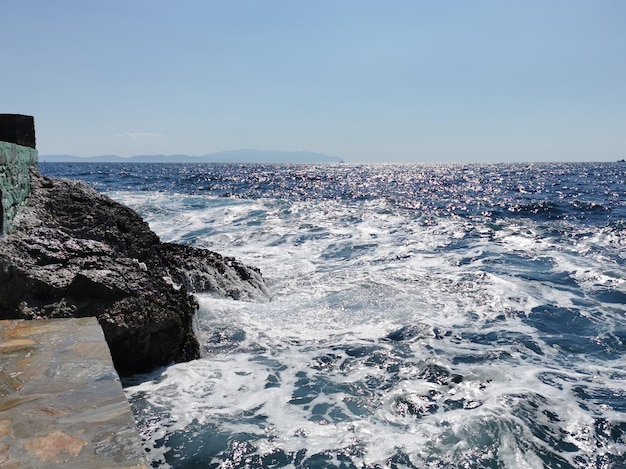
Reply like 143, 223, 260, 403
0, 169, 267, 375
155, 243, 267, 300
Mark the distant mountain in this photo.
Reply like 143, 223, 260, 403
40, 150, 344, 164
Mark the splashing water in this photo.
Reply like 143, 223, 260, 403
42, 162, 626, 468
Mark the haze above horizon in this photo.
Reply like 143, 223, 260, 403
2, 1, 625, 163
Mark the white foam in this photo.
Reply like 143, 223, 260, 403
117, 191, 626, 466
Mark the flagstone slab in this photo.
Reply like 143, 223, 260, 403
0, 318, 148, 468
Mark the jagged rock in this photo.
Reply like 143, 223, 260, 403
155, 243, 267, 300
0, 169, 267, 375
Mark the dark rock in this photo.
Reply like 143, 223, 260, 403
155, 243, 267, 300
0, 169, 267, 375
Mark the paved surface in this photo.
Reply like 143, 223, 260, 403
0, 318, 148, 468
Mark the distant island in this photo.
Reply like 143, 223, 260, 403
40, 149, 344, 164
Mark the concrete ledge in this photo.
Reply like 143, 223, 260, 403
0, 115, 35, 149
0, 318, 148, 468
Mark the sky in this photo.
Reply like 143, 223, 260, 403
2, 1, 625, 163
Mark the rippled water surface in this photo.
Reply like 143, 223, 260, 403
41, 163, 626, 468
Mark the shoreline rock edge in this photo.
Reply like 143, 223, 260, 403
0, 169, 267, 376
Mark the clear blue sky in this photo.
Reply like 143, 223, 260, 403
2, 1, 625, 162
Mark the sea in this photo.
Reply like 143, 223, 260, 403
40, 162, 626, 468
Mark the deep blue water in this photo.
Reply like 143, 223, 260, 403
40, 162, 626, 468
40, 162, 626, 226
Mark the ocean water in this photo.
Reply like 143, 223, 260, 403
40, 162, 626, 468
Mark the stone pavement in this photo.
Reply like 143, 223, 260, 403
0, 318, 148, 468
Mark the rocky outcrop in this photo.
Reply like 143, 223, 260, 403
0, 169, 267, 375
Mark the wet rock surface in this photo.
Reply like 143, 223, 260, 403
0, 170, 267, 375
